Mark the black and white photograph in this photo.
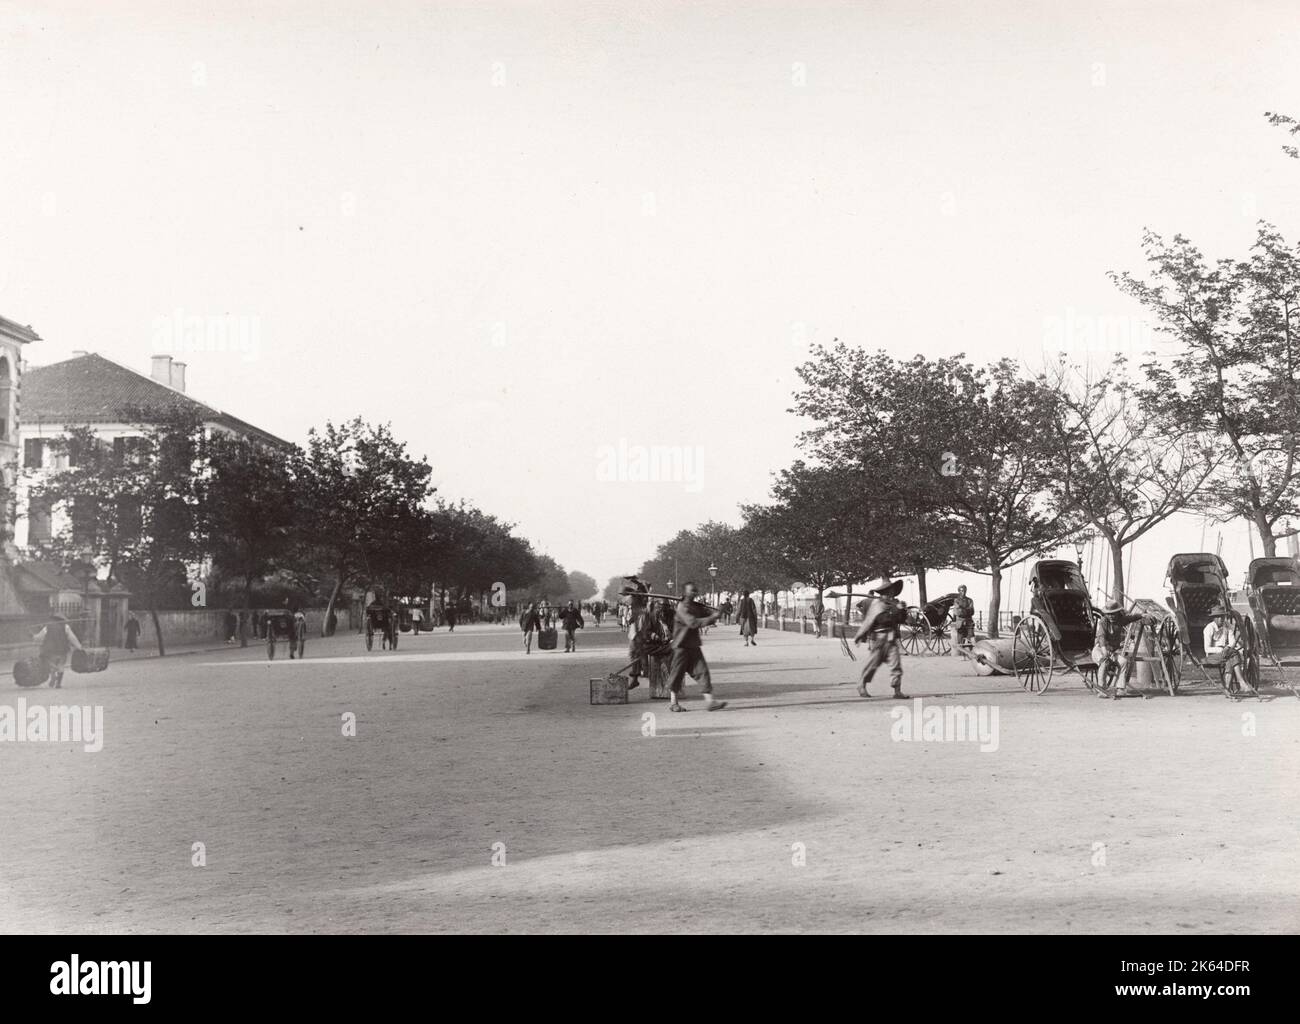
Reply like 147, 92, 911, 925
0, 0, 1297, 998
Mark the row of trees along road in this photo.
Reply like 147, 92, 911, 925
30, 415, 592, 654
639, 113, 1300, 636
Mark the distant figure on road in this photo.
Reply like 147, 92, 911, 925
737, 588, 758, 646
951, 585, 975, 656
559, 600, 584, 652
445, 603, 457, 631
124, 613, 141, 651
720, 598, 733, 625
291, 609, 307, 659
810, 593, 825, 638
666, 582, 725, 712
410, 605, 424, 633
520, 602, 543, 654
223, 609, 238, 645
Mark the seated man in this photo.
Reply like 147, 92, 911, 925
1093, 601, 1144, 698
1203, 603, 1249, 692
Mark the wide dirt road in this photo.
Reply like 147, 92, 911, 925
1, 622, 1297, 933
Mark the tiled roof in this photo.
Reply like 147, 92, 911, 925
11, 561, 82, 594
22, 353, 289, 448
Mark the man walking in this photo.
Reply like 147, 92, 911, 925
520, 602, 542, 654
124, 613, 141, 651
35, 613, 85, 689
737, 588, 758, 646
810, 592, 825, 638
853, 580, 908, 699
666, 582, 726, 712
560, 599, 584, 652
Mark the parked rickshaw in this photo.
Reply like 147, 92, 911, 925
1245, 556, 1300, 682
264, 610, 295, 660
1012, 559, 1102, 692
1165, 552, 1262, 699
365, 604, 398, 651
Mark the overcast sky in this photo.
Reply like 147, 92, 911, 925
3, 0, 1299, 607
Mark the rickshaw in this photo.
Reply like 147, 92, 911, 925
1165, 552, 1262, 699
264, 610, 296, 660
1012, 559, 1101, 693
914, 592, 972, 655
365, 604, 398, 651
1245, 556, 1300, 684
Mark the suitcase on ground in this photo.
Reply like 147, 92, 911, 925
70, 647, 111, 673
14, 657, 50, 687
538, 627, 558, 650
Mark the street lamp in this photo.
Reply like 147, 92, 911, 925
1074, 536, 1086, 569
707, 563, 718, 606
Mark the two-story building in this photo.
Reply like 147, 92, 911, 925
18, 351, 288, 550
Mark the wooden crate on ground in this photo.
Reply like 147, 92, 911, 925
590, 674, 629, 705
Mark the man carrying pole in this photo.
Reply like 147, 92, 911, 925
853, 580, 908, 699
666, 582, 726, 712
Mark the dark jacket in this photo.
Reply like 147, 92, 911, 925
560, 607, 584, 631
672, 599, 719, 650
737, 596, 758, 630
520, 609, 542, 632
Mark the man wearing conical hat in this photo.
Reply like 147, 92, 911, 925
1092, 600, 1143, 698
852, 579, 908, 699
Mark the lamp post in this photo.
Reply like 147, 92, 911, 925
1074, 536, 1086, 570
707, 563, 718, 607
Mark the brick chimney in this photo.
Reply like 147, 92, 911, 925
170, 360, 187, 392
151, 354, 172, 384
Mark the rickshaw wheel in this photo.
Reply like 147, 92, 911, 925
1012, 615, 1054, 693
1239, 614, 1262, 691
929, 618, 952, 656
899, 609, 930, 656
1157, 620, 1181, 696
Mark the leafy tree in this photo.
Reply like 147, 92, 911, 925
793, 346, 1077, 635
1112, 226, 1300, 556
198, 433, 301, 645
293, 419, 436, 635
35, 412, 206, 654
565, 571, 598, 603
1042, 359, 1218, 602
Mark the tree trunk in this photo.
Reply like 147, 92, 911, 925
915, 564, 928, 607
1109, 535, 1126, 605
986, 555, 1002, 639
241, 574, 252, 648
845, 582, 854, 624
150, 605, 166, 657
1254, 510, 1277, 558
323, 575, 344, 637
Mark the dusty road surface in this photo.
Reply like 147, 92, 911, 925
1, 621, 1297, 933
